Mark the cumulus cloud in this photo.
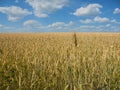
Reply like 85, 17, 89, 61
48, 22, 65, 28
23, 20, 41, 29
80, 19, 93, 24
73, 4, 102, 16
113, 8, 120, 14
0, 24, 4, 28
1, 21, 120, 32
23, 20, 74, 31
80, 16, 110, 24
0, 24, 17, 32
111, 19, 117, 23
73, 25, 97, 32
48, 21, 73, 27
0, 6, 32, 21
106, 24, 111, 27
15, 0, 19, 3
79, 25, 95, 29
75, 24, 120, 32
25, 0, 68, 18
111, 19, 120, 24
94, 16, 109, 23
47, 21, 74, 30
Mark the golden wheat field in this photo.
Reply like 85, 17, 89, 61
0, 33, 120, 90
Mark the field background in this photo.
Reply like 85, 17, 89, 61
0, 33, 120, 90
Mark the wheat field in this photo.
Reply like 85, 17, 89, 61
0, 33, 120, 90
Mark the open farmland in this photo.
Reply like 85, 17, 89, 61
0, 33, 120, 90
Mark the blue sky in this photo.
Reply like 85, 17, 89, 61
0, 0, 120, 32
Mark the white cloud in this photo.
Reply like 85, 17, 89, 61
48, 22, 65, 28
23, 20, 74, 31
1, 21, 120, 32
77, 24, 119, 32
47, 21, 74, 31
25, 0, 68, 18
111, 19, 120, 24
0, 6, 32, 21
0, 24, 4, 28
73, 4, 102, 16
67, 21, 74, 26
80, 19, 93, 24
80, 16, 110, 24
113, 8, 120, 14
79, 25, 95, 29
111, 19, 117, 23
74, 25, 97, 32
15, 0, 19, 3
106, 24, 111, 27
0, 24, 17, 32
94, 16, 109, 23
48, 21, 73, 27
23, 20, 41, 29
